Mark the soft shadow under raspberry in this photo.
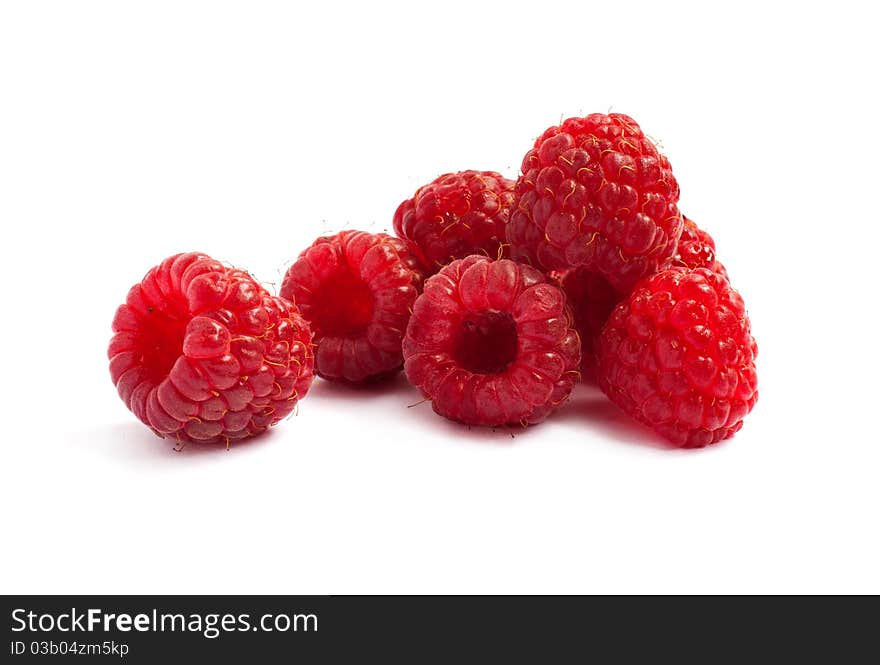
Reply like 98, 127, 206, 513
402, 401, 543, 444
555, 384, 691, 451
308, 373, 537, 444
307, 371, 412, 397
72, 421, 280, 463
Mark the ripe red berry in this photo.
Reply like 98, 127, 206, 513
109, 252, 314, 446
403, 256, 580, 427
280, 230, 425, 383
393, 170, 515, 272
595, 267, 758, 447
673, 215, 729, 280
556, 267, 622, 371
507, 113, 683, 292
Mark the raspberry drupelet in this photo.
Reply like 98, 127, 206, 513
507, 113, 683, 292
595, 267, 758, 447
673, 215, 729, 280
109, 252, 314, 446
280, 230, 425, 384
393, 170, 516, 273
403, 256, 581, 427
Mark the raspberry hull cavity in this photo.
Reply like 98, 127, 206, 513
403, 256, 581, 427
109, 252, 315, 446
507, 113, 683, 292
394, 170, 515, 272
280, 230, 425, 384
595, 267, 758, 447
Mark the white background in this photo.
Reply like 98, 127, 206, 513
1, 1, 877, 594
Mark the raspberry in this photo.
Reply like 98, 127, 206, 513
403, 256, 580, 427
393, 170, 515, 272
506, 113, 683, 292
109, 252, 314, 446
595, 267, 758, 447
673, 215, 729, 280
280, 230, 425, 383
556, 267, 622, 371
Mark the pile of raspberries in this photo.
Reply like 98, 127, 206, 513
109, 113, 757, 449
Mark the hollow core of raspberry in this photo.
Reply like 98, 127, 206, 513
454, 310, 518, 375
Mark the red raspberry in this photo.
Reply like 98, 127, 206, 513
595, 267, 758, 447
507, 113, 683, 292
403, 256, 580, 427
109, 253, 314, 447
393, 170, 516, 272
280, 230, 425, 383
556, 267, 622, 371
673, 215, 729, 280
